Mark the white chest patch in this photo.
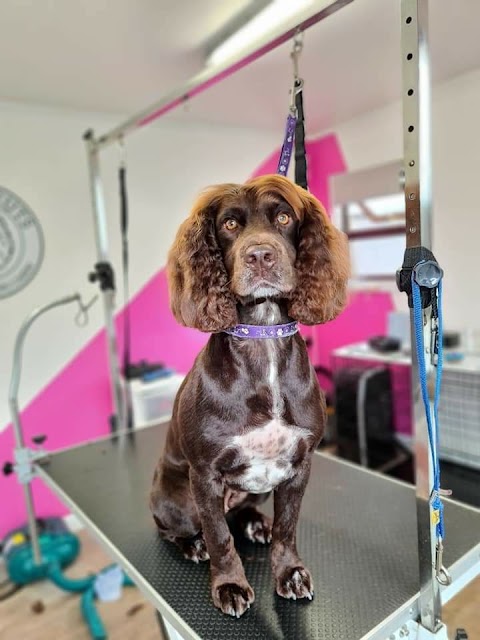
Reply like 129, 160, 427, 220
228, 420, 307, 494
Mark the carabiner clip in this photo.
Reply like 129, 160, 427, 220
289, 32, 304, 114
435, 540, 452, 586
290, 32, 303, 80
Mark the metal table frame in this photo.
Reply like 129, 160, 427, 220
33, 424, 480, 640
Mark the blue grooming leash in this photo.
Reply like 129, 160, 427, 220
411, 271, 444, 539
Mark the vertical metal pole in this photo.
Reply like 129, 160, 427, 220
84, 131, 125, 431
9, 414, 42, 564
401, 0, 442, 632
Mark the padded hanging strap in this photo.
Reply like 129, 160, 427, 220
277, 113, 297, 176
294, 82, 308, 191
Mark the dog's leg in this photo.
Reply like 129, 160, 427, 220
191, 471, 254, 618
150, 457, 209, 563
271, 461, 314, 601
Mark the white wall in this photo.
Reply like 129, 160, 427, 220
327, 67, 480, 334
0, 101, 278, 429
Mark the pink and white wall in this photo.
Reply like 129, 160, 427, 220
2, 65, 480, 536
0, 102, 278, 535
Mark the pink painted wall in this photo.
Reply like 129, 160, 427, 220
1, 132, 395, 537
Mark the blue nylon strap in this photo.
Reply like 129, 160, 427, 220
411, 272, 445, 539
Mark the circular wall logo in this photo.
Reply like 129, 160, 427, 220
0, 186, 44, 299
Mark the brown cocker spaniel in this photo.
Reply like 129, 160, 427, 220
150, 174, 349, 618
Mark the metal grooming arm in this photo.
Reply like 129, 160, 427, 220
8, 293, 96, 566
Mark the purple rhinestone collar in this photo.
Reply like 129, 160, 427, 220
223, 321, 298, 339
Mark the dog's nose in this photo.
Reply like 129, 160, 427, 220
245, 245, 277, 270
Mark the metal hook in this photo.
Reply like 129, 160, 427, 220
75, 294, 99, 327
290, 31, 304, 80
436, 566, 452, 586
289, 78, 304, 114
434, 540, 452, 586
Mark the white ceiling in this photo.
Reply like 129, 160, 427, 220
2, 0, 480, 132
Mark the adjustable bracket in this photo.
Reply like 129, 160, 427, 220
13, 437, 49, 485
396, 248, 443, 308
89, 261, 116, 292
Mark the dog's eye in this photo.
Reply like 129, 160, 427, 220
224, 218, 238, 231
276, 212, 290, 225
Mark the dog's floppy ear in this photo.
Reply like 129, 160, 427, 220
167, 187, 238, 332
288, 188, 350, 325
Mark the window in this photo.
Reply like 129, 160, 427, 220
331, 161, 405, 281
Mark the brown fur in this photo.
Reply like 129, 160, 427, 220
151, 174, 350, 617
167, 175, 349, 330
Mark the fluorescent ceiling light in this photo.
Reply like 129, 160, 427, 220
207, 0, 314, 67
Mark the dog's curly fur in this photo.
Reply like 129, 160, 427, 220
168, 175, 349, 330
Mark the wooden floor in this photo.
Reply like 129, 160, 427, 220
0, 530, 163, 640
0, 529, 478, 639
443, 577, 480, 639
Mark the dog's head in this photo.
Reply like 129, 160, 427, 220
168, 174, 350, 332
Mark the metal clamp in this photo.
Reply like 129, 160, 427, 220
89, 262, 116, 292
14, 445, 49, 485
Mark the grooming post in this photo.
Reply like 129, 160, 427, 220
9, 295, 84, 566
401, 0, 443, 632
84, 131, 126, 432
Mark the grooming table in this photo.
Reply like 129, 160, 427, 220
35, 423, 480, 640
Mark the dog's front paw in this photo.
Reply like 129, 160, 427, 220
177, 533, 210, 563
213, 583, 255, 618
275, 566, 314, 601
244, 513, 272, 545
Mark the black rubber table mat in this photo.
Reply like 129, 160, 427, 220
37, 424, 480, 640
